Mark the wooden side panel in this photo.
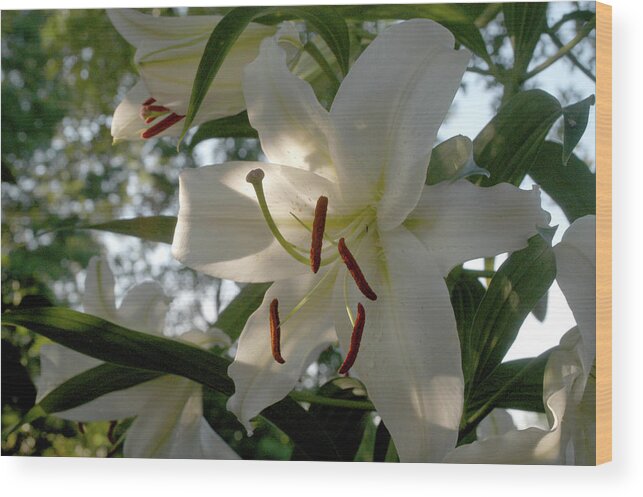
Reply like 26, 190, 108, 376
595, 1, 612, 466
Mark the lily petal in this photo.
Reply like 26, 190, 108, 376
554, 215, 596, 375
335, 227, 463, 462
243, 36, 334, 179
227, 269, 338, 433
116, 281, 170, 335
172, 162, 339, 282
329, 19, 470, 228
406, 181, 550, 276
83, 256, 118, 323
107, 9, 221, 47
476, 408, 518, 440
111, 81, 154, 141
123, 376, 239, 459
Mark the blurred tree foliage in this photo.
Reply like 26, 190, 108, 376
1, 8, 263, 456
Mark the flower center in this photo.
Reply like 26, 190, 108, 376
139, 97, 185, 139
246, 168, 376, 373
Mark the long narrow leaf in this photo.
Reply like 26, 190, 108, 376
3, 307, 233, 394
474, 89, 562, 186
87, 216, 177, 244
3, 307, 343, 460
468, 236, 556, 385
529, 141, 596, 222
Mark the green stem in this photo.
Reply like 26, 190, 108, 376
289, 390, 374, 410
546, 29, 595, 82
304, 41, 341, 94
523, 17, 596, 82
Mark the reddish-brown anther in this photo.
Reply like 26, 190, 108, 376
339, 303, 366, 375
142, 97, 157, 106
141, 113, 185, 139
337, 238, 377, 301
310, 196, 328, 273
269, 298, 285, 364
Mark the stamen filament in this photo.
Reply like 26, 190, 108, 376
339, 303, 366, 375
310, 196, 328, 273
280, 266, 337, 327
338, 238, 378, 301
269, 299, 285, 364
290, 212, 338, 251
246, 169, 311, 265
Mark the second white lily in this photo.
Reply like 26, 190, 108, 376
172, 19, 550, 462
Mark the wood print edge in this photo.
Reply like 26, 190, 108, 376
595, 0, 612, 466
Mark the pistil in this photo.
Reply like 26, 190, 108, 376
246, 169, 311, 266
339, 303, 366, 374
338, 238, 377, 301
269, 299, 285, 364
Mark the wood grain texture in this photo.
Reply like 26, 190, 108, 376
596, 1, 612, 465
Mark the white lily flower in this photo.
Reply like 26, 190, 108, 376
36, 256, 239, 459
108, 8, 276, 141
108, 9, 327, 142
445, 215, 596, 465
172, 19, 549, 462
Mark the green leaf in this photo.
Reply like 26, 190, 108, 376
427, 135, 489, 185
529, 141, 596, 222
503, 2, 549, 76
469, 353, 550, 415
180, 7, 267, 143
216, 283, 271, 341
460, 351, 551, 441
276, 6, 350, 76
3, 307, 345, 461
339, 4, 492, 65
38, 364, 162, 415
468, 235, 556, 385
449, 273, 487, 381
181, 6, 350, 142
562, 95, 595, 165
474, 89, 562, 186
87, 216, 177, 244
292, 377, 369, 461
189, 111, 258, 149
531, 292, 549, 322
3, 307, 234, 394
